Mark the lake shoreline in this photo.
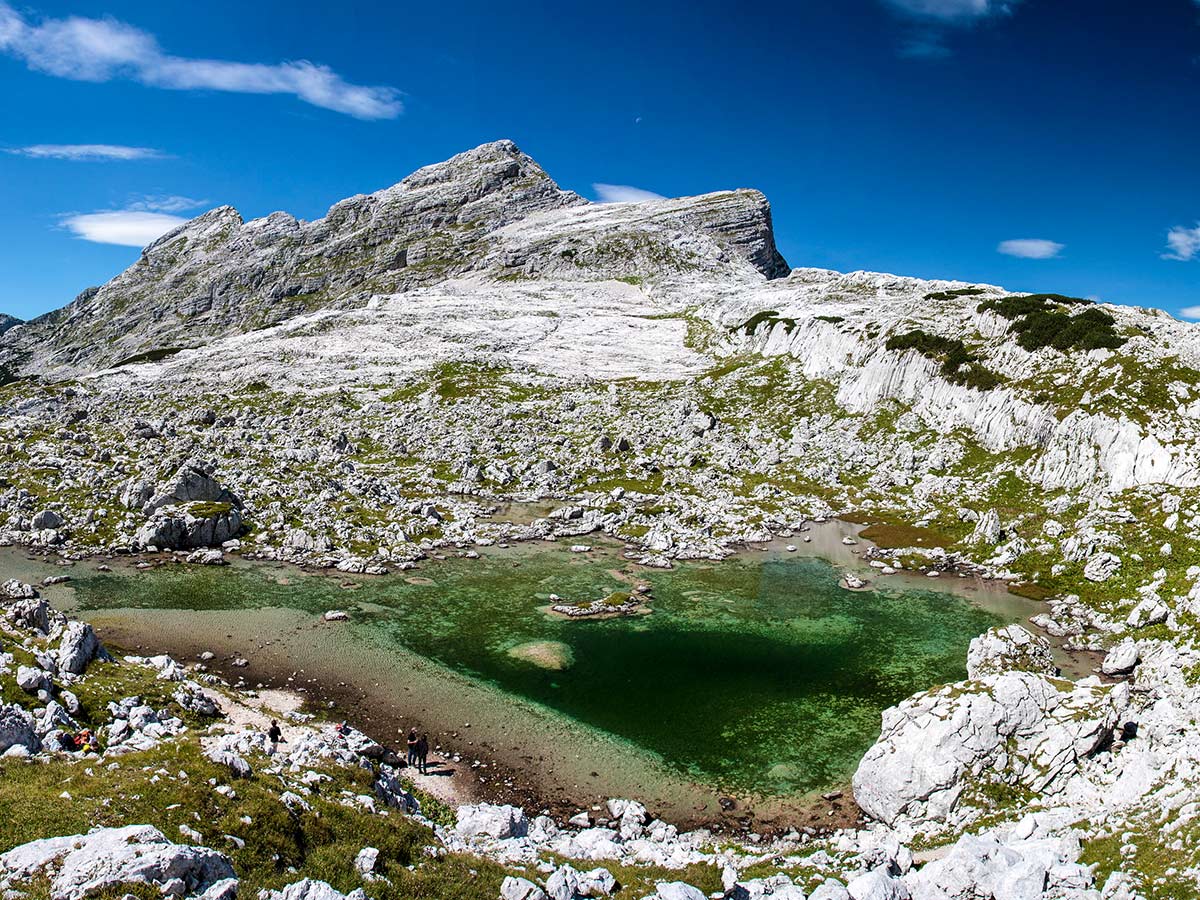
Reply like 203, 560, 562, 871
0, 518, 1094, 834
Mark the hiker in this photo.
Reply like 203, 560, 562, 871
406, 728, 419, 766
268, 719, 284, 754
78, 729, 98, 754
416, 733, 429, 774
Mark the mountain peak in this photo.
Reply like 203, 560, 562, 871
1, 141, 789, 376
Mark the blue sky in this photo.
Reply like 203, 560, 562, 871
3, 0, 1200, 320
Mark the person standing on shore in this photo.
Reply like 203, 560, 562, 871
416, 733, 429, 774
406, 728, 419, 767
268, 719, 283, 754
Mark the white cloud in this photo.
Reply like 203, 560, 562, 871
593, 183, 666, 204
7, 143, 165, 161
0, 3, 401, 120
1163, 224, 1200, 262
1179, 306, 1200, 320
997, 238, 1064, 259
882, 0, 1017, 21
60, 210, 188, 247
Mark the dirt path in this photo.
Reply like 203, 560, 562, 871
198, 684, 474, 809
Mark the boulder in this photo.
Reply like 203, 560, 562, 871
650, 884, 706, 900
353, 847, 378, 876
16, 665, 50, 695
8, 596, 52, 634
727, 875, 806, 899
137, 507, 243, 551
903, 823, 1092, 899
31, 509, 64, 530
0, 704, 39, 754
1125, 596, 1168, 628
545, 864, 579, 900
135, 464, 244, 550
205, 748, 252, 779
501, 876, 548, 900
0, 825, 235, 900
146, 464, 242, 514
966, 625, 1057, 680
847, 869, 909, 900
578, 868, 617, 897
809, 881, 850, 900
260, 879, 362, 900
455, 803, 529, 840
1101, 641, 1140, 676
58, 621, 107, 675
1083, 552, 1121, 583
970, 509, 1002, 545
1, 579, 37, 601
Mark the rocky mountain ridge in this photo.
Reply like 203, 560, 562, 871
0, 140, 786, 377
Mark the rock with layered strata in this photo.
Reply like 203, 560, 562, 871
852, 672, 1128, 827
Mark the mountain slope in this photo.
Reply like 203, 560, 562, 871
0, 141, 788, 377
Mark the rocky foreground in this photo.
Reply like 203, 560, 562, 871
0, 574, 1175, 900
3, 140, 1200, 895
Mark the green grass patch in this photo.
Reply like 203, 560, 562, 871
1006, 582, 1056, 601
858, 522, 956, 550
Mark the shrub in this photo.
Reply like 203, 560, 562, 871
885, 329, 1004, 391
977, 294, 1125, 353
924, 287, 985, 302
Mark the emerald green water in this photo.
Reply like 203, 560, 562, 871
66, 546, 1007, 798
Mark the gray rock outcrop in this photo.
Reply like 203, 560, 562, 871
0, 824, 234, 900
853, 670, 1128, 827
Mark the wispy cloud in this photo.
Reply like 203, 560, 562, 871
997, 238, 1064, 259
593, 183, 666, 204
881, 0, 1020, 57
0, 3, 402, 120
1179, 306, 1200, 320
6, 143, 165, 161
125, 195, 207, 214
882, 0, 1018, 21
1163, 224, 1200, 262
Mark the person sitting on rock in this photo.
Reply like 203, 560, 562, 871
416, 733, 430, 774
267, 719, 284, 754
78, 729, 98, 754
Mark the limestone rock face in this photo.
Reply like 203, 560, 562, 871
852, 672, 1128, 828
0, 824, 234, 900
966, 625, 1057, 680
0, 140, 787, 378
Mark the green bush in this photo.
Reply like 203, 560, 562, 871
977, 294, 1125, 353
924, 287, 985, 302
885, 329, 1004, 391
